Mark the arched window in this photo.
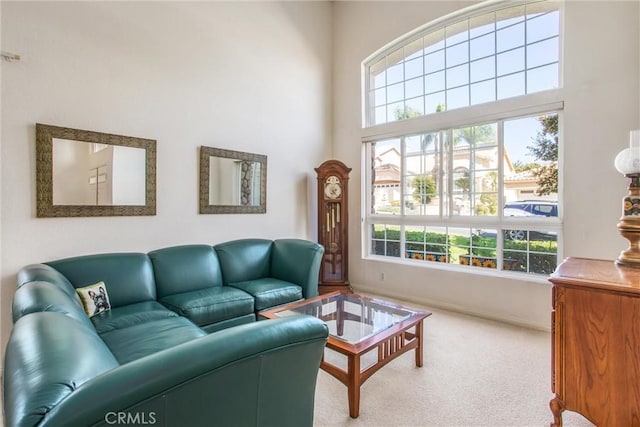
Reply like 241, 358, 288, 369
365, 0, 560, 126
364, 0, 562, 277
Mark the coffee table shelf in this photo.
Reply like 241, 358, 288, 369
261, 291, 431, 418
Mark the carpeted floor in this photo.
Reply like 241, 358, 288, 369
313, 299, 595, 427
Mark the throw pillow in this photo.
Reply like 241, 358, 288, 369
76, 281, 112, 317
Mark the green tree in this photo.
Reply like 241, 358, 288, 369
412, 175, 436, 204
454, 124, 496, 146
512, 160, 540, 173
528, 114, 558, 195
394, 105, 422, 120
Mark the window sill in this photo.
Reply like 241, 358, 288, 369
363, 254, 553, 285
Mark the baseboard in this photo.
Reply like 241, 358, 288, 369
352, 283, 551, 332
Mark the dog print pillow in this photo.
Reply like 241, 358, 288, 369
76, 281, 112, 317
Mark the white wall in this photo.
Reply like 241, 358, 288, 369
333, 0, 640, 330
1, 1, 332, 349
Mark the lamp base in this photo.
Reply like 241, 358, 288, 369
617, 175, 640, 267
617, 221, 640, 268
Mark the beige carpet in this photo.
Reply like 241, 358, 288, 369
313, 299, 595, 427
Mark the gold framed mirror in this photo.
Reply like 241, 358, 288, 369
199, 146, 267, 214
36, 123, 156, 217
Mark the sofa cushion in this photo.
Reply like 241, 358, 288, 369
11, 281, 94, 329
91, 301, 178, 334
3, 312, 119, 427
149, 244, 224, 298
160, 286, 254, 327
76, 281, 112, 317
100, 317, 206, 364
215, 239, 273, 283
46, 253, 156, 307
228, 278, 302, 311
271, 239, 324, 299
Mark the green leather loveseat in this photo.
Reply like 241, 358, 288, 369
3, 238, 328, 427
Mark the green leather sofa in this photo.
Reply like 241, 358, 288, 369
3, 238, 328, 427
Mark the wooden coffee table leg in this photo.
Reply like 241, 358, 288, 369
415, 320, 424, 367
347, 353, 361, 418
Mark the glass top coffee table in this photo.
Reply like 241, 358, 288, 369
261, 291, 432, 418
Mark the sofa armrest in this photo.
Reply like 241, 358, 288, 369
17, 263, 80, 303
38, 316, 328, 427
271, 239, 324, 299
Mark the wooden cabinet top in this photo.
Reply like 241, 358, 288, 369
550, 257, 640, 294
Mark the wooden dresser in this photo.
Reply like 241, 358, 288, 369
550, 257, 640, 426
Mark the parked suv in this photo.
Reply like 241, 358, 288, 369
504, 200, 558, 217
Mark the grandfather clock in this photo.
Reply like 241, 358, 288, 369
315, 160, 351, 293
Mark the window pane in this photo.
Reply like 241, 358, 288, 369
406, 226, 426, 260
527, 37, 559, 68
425, 71, 445, 94
471, 229, 497, 268
503, 113, 558, 206
529, 252, 556, 274
405, 56, 424, 80
446, 63, 469, 88
446, 42, 469, 67
372, 139, 402, 214
409, 131, 447, 217
497, 72, 525, 99
405, 96, 425, 117
425, 50, 445, 73
446, 86, 469, 109
404, 132, 442, 215
497, 47, 525, 76
470, 80, 496, 105
527, 63, 559, 92
426, 91, 446, 113
497, 22, 524, 52
474, 123, 498, 146
371, 224, 401, 257
387, 101, 405, 122
405, 77, 424, 99
470, 32, 495, 61
527, 11, 560, 43
387, 82, 404, 103
373, 88, 386, 107
371, 58, 386, 89
406, 227, 450, 262
387, 63, 404, 85
503, 230, 558, 274
375, 106, 386, 124
470, 56, 495, 83
474, 192, 499, 216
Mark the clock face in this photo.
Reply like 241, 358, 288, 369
324, 175, 342, 199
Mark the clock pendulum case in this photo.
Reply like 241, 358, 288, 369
315, 160, 352, 292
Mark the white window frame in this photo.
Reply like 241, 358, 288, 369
360, 0, 564, 279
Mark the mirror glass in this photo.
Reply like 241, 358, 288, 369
200, 146, 266, 214
52, 138, 146, 206
36, 123, 156, 217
